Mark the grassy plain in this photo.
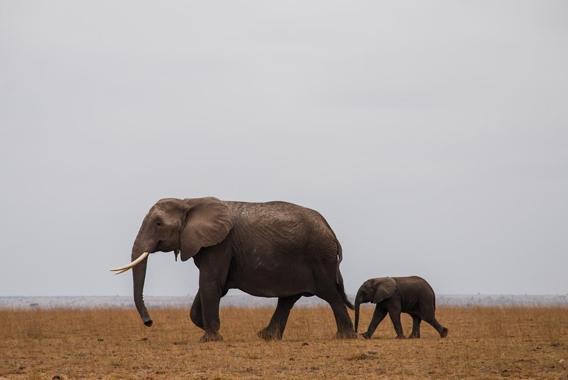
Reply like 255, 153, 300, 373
1, 306, 567, 379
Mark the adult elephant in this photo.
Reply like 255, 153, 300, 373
112, 197, 356, 342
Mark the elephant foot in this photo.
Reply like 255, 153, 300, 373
336, 329, 358, 339
361, 332, 372, 340
199, 332, 223, 343
408, 333, 420, 339
257, 327, 283, 341
440, 327, 448, 338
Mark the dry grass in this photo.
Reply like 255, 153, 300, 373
1, 306, 567, 379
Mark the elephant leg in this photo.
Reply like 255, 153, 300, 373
424, 317, 448, 338
388, 307, 405, 339
331, 298, 357, 339
362, 306, 387, 339
189, 289, 204, 329
409, 315, 421, 338
317, 290, 356, 339
258, 295, 301, 341
199, 282, 223, 342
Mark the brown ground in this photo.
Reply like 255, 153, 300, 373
1, 306, 567, 379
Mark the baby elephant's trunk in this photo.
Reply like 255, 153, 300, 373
354, 289, 364, 332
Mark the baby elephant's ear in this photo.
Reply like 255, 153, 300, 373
373, 277, 397, 303
179, 198, 233, 261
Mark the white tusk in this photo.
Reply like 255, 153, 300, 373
113, 267, 130, 275
110, 251, 149, 273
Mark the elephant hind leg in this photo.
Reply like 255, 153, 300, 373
317, 290, 356, 339
424, 317, 448, 338
409, 315, 421, 338
258, 295, 301, 341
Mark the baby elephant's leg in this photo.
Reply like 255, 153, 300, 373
387, 304, 405, 339
409, 315, 421, 338
424, 316, 448, 338
362, 306, 387, 339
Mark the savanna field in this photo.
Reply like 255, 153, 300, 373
1, 307, 567, 379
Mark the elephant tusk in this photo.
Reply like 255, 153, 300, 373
113, 267, 130, 275
110, 251, 149, 273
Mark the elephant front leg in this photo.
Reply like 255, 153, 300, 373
362, 306, 387, 339
189, 289, 204, 329
199, 282, 223, 342
388, 310, 405, 339
258, 295, 301, 341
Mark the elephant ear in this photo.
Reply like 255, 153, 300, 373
179, 197, 233, 261
373, 277, 397, 303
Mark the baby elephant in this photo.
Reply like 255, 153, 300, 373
354, 276, 448, 339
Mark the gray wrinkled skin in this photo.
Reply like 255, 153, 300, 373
354, 276, 448, 339
129, 197, 356, 342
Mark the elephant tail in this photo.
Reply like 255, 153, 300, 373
337, 266, 354, 310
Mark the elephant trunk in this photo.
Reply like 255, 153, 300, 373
132, 241, 153, 327
354, 289, 364, 333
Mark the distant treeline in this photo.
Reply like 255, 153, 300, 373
1, 294, 567, 309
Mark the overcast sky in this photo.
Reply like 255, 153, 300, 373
1, 1, 567, 297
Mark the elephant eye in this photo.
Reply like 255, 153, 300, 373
155, 220, 162, 227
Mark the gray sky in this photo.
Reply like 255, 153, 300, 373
1, 1, 567, 297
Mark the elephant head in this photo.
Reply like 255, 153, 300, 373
111, 197, 233, 326
354, 277, 397, 332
